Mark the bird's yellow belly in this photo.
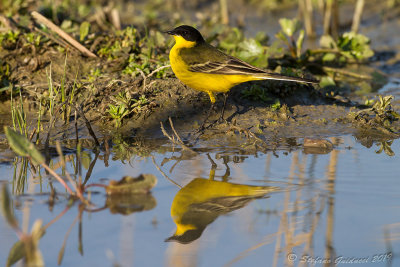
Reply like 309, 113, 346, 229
170, 50, 256, 94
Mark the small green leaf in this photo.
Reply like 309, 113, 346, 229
6, 240, 24, 267
57, 241, 65, 266
81, 151, 92, 170
237, 39, 263, 60
25, 220, 44, 267
4, 127, 44, 165
319, 34, 337, 49
79, 21, 90, 41
271, 100, 281, 111
60, 20, 72, 30
322, 53, 336, 62
275, 31, 287, 43
279, 18, 301, 37
106, 174, 157, 194
1, 184, 18, 229
296, 29, 305, 56
319, 76, 336, 88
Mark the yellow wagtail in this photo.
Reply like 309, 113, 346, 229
166, 25, 317, 125
166, 178, 277, 244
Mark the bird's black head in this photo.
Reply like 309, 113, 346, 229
166, 25, 205, 43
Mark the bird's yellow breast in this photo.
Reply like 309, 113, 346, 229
169, 38, 259, 96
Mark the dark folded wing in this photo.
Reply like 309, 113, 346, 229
179, 44, 318, 83
189, 57, 266, 75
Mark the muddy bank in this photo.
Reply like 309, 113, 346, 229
1, 0, 400, 162
1, 42, 399, 157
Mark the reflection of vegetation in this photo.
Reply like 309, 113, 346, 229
375, 140, 395, 156
2, 128, 159, 265
106, 193, 156, 215
1, 184, 45, 266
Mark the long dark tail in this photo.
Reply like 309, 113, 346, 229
255, 72, 319, 84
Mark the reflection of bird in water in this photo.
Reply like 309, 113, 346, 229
166, 178, 278, 244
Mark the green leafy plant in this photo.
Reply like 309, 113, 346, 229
319, 32, 374, 62
132, 95, 149, 113
338, 32, 374, 60
218, 27, 271, 68
107, 103, 129, 128
10, 89, 27, 137
107, 91, 150, 127
350, 95, 400, 134
242, 84, 272, 102
271, 99, 281, 111
107, 91, 132, 127
0, 30, 20, 50
24, 32, 42, 47
0, 0, 30, 16
276, 18, 305, 58
79, 21, 90, 41
98, 27, 137, 59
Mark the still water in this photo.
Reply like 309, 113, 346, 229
0, 135, 399, 266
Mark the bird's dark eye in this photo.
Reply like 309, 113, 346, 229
182, 30, 188, 36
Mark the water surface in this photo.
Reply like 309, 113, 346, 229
0, 135, 399, 266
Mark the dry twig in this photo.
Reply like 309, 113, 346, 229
31, 11, 97, 58
151, 156, 182, 188
160, 118, 197, 154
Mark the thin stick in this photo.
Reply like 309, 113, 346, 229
55, 141, 86, 203
31, 11, 97, 58
147, 65, 170, 79
300, 0, 315, 38
323, 0, 333, 35
57, 212, 80, 265
41, 163, 74, 195
151, 156, 182, 188
44, 100, 68, 162
228, 123, 268, 148
84, 183, 107, 190
323, 66, 372, 79
219, 0, 229, 25
351, 0, 365, 33
109, 8, 121, 30
43, 204, 71, 230
34, 26, 71, 49
75, 105, 100, 147
139, 65, 170, 90
137, 68, 147, 90
160, 120, 197, 154
0, 14, 19, 30
168, 117, 192, 151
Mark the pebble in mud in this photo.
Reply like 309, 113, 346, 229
303, 138, 334, 154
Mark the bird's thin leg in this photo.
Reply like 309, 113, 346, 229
196, 102, 215, 133
218, 93, 228, 123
